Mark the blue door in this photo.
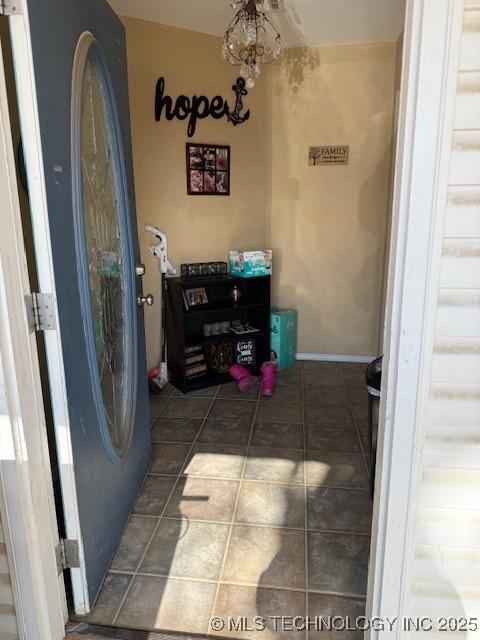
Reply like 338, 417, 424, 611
13, 0, 151, 611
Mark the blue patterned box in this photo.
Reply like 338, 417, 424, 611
229, 250, 272, 278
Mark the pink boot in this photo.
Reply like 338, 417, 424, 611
261, 361, 277, 397
229, 364, 256, 393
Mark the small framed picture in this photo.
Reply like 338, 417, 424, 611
183, 287, 209, 310
186, 143, 230, 195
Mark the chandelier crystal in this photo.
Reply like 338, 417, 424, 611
222, 0, 283, 88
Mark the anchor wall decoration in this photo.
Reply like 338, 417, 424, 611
154, 76, 250, 137
227, 78, 250, 126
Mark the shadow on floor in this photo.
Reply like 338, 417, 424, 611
74, 362, 373, 639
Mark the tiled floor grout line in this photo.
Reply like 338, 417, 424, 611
106, 570, 367, 601
96, 391, 179, 618
306, 587, 368, 600
149, 443, 364, 456
206, 385, 262, 635
151, 438, 306, 451
111, 385, 222, 626
151, 440, 367, 452
337, 366, 371, 479
109, 570, 219, 583
148, 471, 303, 486
169, 397, 258, 404
128, 513, 372, 536
351, 409, 369, 461
107, 572, 306, 593
149, 387, 176, 424
94, 393, 178, 616
147, 471, 369, 491
301, 363, 310, 640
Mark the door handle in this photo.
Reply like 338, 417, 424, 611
137, 294, 154, 307
135, 263, 146, 276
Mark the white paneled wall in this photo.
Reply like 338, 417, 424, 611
0, 519, 17, 639
408, 2, 480, 633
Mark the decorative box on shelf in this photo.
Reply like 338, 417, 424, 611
166, 274, 271, 393
229, 250, 272, 278
180, 261, 228, 279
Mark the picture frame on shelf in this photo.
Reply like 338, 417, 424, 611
183, 286, 209, 310
186, 143, 230, 196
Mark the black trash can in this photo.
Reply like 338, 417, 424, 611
365, 356, 382, 497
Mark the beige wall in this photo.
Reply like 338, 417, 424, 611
123, 17, 398, 368
269, 42, 396, 356
124, 18, 271, 370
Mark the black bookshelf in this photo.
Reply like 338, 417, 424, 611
166, 275, 270, 393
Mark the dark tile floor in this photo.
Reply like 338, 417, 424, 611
81, 361, 372, 639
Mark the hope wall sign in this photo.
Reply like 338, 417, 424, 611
154, 77, 251, 137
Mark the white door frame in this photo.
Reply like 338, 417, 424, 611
366, 0, 464, 634
8, 2, 90, 615
0, 0, 465, 638
0, 31, 67, 640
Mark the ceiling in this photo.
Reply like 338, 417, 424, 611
107, 0, 406, 47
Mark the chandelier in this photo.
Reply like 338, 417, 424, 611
222, 0, 283, 88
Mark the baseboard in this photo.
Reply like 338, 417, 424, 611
296, 353, 376, 363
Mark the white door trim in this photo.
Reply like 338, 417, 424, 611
366, 0, 464, 634
0, 31, 67, 640
9, 5, 90, 614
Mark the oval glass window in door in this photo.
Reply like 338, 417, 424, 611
75, 41, 136, 459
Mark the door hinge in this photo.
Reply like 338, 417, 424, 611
25, 292, 56, 333
56, 539, 80, 574
0, 0, 21, 15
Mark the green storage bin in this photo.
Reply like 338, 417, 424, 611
270, 309, 297, 370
